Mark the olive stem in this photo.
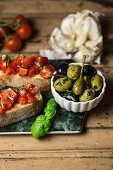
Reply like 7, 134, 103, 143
80, 55, 86, 78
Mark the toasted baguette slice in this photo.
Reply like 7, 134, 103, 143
0, 72, 50, 91
0, 92, 43, 127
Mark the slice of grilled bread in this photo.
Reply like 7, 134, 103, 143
0, 72, 51, 91
0, 92, 43, 127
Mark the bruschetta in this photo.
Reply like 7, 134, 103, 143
0, 54, 55, 91
0, 84, 43, 127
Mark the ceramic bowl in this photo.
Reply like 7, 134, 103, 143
51, 63, 106, 112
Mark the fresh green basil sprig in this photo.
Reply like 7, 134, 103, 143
31, 98, 57, 138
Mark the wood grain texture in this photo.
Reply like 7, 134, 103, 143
0, 0, 113, 15
0, 157, 113, 170
0, 1, 113, 170
0, 129, 113, 151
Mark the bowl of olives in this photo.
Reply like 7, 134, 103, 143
51, 57, 106, 112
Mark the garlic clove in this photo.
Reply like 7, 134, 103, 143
49, 28, 63, 52
85, 36, 103, 52
61, 14, 76, 38
75, 17, 91, 48
88, 16, 101, 41
50, 28, 77, 52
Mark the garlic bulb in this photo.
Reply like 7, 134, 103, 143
49, 9, 103, 64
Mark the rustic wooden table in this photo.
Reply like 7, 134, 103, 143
0, 0, 113, 170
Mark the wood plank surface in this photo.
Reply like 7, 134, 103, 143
0, 129, 113, 151
0, 149, 112, 170
0, 0, 113, 15
0, 157, 112, 170
0, 0, 113, 170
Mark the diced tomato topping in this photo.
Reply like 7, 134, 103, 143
1, 98, 13, 110
5, 66, 12, 74
16, 54, 25, 66
19, 88, 27, 96
1, 61, 7, 71
11, 59, 18, 68
0, 90, 8, 100
23, 84, 38, 94
0, 58, 2, 69
1, 88, 18, 101
0, 106, 4, 115
22, 57, 35, 68
0, 54, 55, 79
6, 88, 18, 101
17, 96, 28, 104
28, 64, 39, 77
40, 64, 55, 79
27, 93, 36, 103
19, 67, 28, 76
35, 56, 48, 67
19, 54, 25, 61
0, 83, 38, 115
5, 65, 16, 74
29, 86, 38, 94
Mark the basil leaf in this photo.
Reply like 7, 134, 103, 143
45, 108, 56, 119
2, 54, 10, 61
0, 85, 19, 91
31, 115, 51, 138
0, 21, 7, 27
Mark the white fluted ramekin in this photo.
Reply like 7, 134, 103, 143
51, 63, 106, 113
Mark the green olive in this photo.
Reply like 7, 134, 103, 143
83, 75, 91, 88
91, 75, 103, 91
72, 77, 85, 95
79, 88, 95, 102
67, 65, 81, 80
54, 77, 72, 92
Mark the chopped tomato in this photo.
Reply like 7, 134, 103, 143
19, 88, 27, 96
23, 83, 38, 94
1, 90, 8, 100
0, 106, 4, 115
19, 67, 28, 76
5, 65, 16, 74
5, 66, 12, 74
0, 106, 4, 116
40, 64, 55, 79
11, 59, 17, 67
16, 54, 25, 66
22, 57, 35, 68
6, 88, 18, 101
1, 98, 13, 109
35, 56, 48, 67
28, 64, 39, 77
27, 93, 36, 103
1, 88, 18, 101
1, 61, 7, 71
29, 86, 38, 94
0, 58, 2, 69
17, 96, 28, 104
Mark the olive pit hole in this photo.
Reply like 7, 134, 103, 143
94, 85, 98, 90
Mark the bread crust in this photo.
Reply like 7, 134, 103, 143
0, 93, 43, 127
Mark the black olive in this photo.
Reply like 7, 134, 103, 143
60, 90, 78, 102
83, 65, 97, 77
57, 62, 68, 75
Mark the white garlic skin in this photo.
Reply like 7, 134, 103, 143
49, 9, 103, 63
